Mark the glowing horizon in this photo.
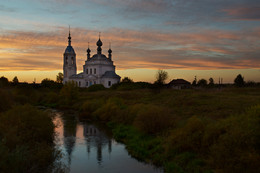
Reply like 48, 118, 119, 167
0, 0, 260, 83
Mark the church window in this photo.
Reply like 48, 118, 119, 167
86, 69, 88, 74
90, 69, 92, 74
108, 81, 111, 86
94, 68, 96, 74
71, 57, 74, 65
65, 57, 68, 64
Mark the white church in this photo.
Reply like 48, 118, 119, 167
63, 31, 121, 88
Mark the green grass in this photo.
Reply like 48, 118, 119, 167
77, 87, 260, 173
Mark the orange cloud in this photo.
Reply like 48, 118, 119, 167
0, 26, 260, 72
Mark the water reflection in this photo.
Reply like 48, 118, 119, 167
54, 110, 163, 173
83, 124, 112, 164
62, 113, 77, 165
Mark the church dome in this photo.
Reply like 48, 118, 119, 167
65, 45, 75, 54
96, 38, 103, 47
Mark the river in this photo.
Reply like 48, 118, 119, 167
52, 110, 163, 173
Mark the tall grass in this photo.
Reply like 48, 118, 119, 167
0, 105, 62, 173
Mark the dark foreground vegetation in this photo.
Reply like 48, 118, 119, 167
0, 74, 260, 173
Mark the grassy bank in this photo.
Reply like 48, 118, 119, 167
0, 88, 64, 173
1, 85, 259, 172
78, 88, 260, 173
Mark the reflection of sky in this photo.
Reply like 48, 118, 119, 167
53, 112, 162, 173
1, 0, 260, 82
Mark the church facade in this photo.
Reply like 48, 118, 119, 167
63, 31, 121, 88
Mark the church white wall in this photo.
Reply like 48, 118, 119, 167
102, 78, 120, 88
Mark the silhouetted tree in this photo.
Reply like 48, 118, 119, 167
234, 74, 245, 87
12, 76, 19, 85
192, 76, 197, 86
246, 80, 256, 87
209, 77, 214, 86
56, 72, 63, 84
0, 76, 9, 87
197, 79, 207, 87
41, 78, 61, 89
121, 77, 133, 83
154, 70, 168, 85
60, 81, 78, 105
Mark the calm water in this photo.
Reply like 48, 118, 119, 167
52, 110, 163, 173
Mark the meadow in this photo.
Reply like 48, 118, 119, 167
0, 79, 259, 173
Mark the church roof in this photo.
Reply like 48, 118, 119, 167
101, 71, 121, 79
65, 46, 75, 54
89, 54, 110, 61
168, 79, 191, 85
70, 72, 84, 79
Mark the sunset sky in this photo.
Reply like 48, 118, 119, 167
0, 0, 260, 83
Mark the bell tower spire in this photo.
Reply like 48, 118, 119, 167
63, 26, 77, 84
68, 25, 71, 46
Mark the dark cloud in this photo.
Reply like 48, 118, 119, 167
0, 5, 16, 12
223, 6, 260, 20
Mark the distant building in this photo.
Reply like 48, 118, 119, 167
63, 30, 121, 88
168, 79, 191, 89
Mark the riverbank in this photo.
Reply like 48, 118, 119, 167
77, 87, 260, 173
1, 86, 259, 172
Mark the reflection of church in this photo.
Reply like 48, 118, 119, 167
63, 30, 121, 88
62, 114, 77, 165
83, 124, 112, 164
62, 114, 112, 165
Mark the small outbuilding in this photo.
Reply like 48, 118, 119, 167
168, 79, 191, 89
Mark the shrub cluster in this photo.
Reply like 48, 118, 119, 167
0, 105, 61, 173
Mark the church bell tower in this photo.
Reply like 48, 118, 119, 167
63, 28, 77, 84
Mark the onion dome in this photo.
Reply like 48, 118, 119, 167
87, 47, 91, 53
96, 38, 103, 47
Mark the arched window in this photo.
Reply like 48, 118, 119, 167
94, 68, 96, 74
71, 57, 74, 65
65, 57, 68, 64
90, 68, 92, 74
86, 69, 88, 74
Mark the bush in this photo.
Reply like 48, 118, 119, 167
134, 105, 173, 134
167, 116, 206, 153
87, 84, 106, 92
93, 97, 126, 121
0, 89, 13, 112
79, 99, 105, 119
60, 81, 78, 105
208, 105, 260, 173
0, 105, 60, 173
